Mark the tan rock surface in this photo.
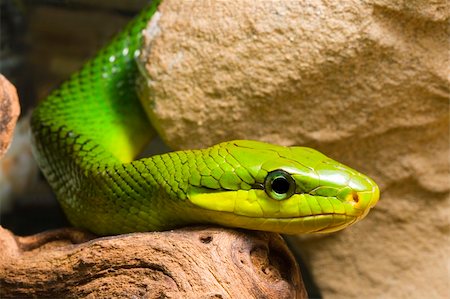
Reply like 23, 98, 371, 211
0, 226, 306, 298
137, 1, 449, 298
0, 75, 20, 159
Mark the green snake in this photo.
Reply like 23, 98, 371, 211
30, 1, 379, 236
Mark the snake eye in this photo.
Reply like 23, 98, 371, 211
264, 170, 295, 200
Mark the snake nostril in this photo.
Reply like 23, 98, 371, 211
352, 192, 359, 203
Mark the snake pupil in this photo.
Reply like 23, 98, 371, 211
264, 170, 295, 200
272, 177, 290, 194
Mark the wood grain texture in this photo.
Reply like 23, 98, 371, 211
0, 75, 20, 159
0, 226, 307, 298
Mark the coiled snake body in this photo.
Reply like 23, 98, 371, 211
31, 1, 379, 235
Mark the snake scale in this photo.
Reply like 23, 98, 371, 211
30, 1, 379, 236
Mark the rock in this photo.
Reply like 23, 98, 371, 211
137, 1, 449, 298
0, 74, 20, 159
0, 226, 306, 298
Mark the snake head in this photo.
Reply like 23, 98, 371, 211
187, 140, 379, 234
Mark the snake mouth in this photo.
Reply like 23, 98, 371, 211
243, 213, 358, 234
194, 208, 359, 234
254, 214, 359, 234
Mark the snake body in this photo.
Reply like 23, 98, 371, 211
31, 1, 379, 236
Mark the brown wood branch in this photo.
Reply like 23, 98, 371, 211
0, 226, 307, 298
0, 74, 20, 159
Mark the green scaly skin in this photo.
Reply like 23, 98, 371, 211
31, 1, 379, 236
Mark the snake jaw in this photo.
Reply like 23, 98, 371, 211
186, 189, 379, 234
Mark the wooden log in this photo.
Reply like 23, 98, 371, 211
0, 226, 307, 298
0, 75, 20, 159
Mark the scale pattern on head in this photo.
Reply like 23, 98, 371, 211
186, 140, 379, 234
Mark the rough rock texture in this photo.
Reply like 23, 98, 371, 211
0, 75, 20, 159
0, 226, 306, 298
137, 1, 449, 298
